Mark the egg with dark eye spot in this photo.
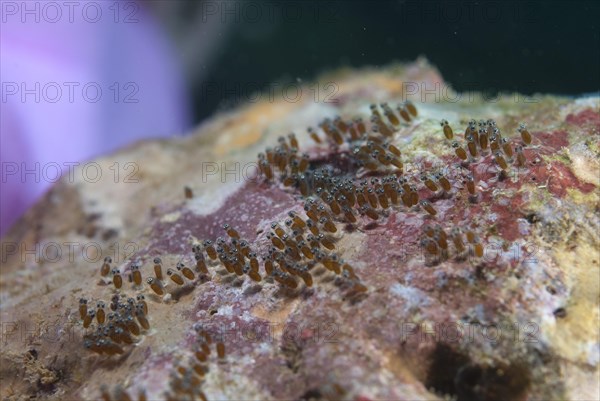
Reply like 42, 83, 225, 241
518, 123, 532, 145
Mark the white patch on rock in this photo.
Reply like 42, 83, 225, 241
218, 305, 234, 316
258, 342, 271, 354
587, 343, 599, 366
390, 283, 431, 310
517, 218, 530, 236
160, 211, 181, 223
569, 142, 600, 186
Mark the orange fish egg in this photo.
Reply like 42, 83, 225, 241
397, 105, 411, 122
359, 205, 378, 220
136, 294, 148, 315
409, 186, 419, 207
131, 263, 142, 286
369, 103, 382, 118
96, 301, 106, 324
451, 228, 466, 253
135, 309, 150, 330
342, 263, 357, 279
422, 224, 435, 238
112, 269, 122, 289
466, 174, 476, 195
494, 151, 508, 170
264, 258, 274, 275
268, 232, 286, 250
153, 257, 164, 280
452, 141, 468, 161
184, 186, 193, 199
216, 342, 226, 359
377, 188, 389, 209
147, 277, 164, 296
366, 188, 378, 209
288, 132, 299, 148
319, 217, 337, 233
167, 268, 184, 285
441, 119, 453, 140
125, 315, 140, 336
100, 256, 111, 277
83, 310, 95, 328
399, 188, 411, 207
421, 238, 439, 255
259, 159, 274, 180
223, 223, 240, 239
435, 172, 452, 192
299, 270, 313, 287
342, 207, 357, 223
326, 195, 342, 215
195, 253, 209, 274
435, 233, 448, 250
387, 184, 399, 205
334, 116, 349, 133
420, 200, 437, 216
203, 240, 218, 260
307, 127, 322, 144
405, 100, 418, 117
318, 234, 336, 250
466, 134, 478, 157
383, 108, 400, 127
177, 262, 195, 280
387, 143, 401, 157
489, 130, 500, 152
515, 145, 527, 167
501, 138, 513, 158
518, 123, 532, 145
474, 242, 484, 258
330, 127, 344, 145
79, 298, 88, 320
421, 174, 439, 192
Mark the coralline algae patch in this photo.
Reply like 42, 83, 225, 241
147, 182, 298, 256
566, 107, 600, 128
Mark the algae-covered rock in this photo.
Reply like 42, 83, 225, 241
1, 60, 598, 401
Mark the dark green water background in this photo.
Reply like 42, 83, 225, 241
181, 0, 599, 121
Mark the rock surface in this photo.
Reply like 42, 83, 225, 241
1, 60, 599, 401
